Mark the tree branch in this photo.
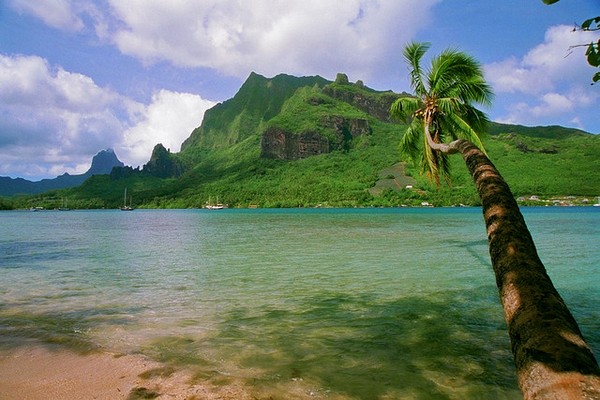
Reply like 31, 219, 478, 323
424, 120, 460, 154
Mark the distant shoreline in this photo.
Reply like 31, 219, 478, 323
3, 201, 600, 212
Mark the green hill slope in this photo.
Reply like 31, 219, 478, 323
8, 73, 600, 209
181, 72, 330, 151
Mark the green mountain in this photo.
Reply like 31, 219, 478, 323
6, 72, 600, 210
181, 72, 330, 150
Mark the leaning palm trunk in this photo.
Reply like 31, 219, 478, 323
439, 137, 600, 399
395, 40, 599, 398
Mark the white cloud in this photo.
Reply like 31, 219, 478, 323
0, 56, 111, 178
535, 92, 574, 115
485, 57, 553, 95
8, 0, 84, 32
486, 25, 593, 95
521, 25, 592, 80
486, 24, 599, 130
0, 54, 216, 180
495, 87, 598, 128
0, 54, 118, 113
107, 0, 440, 80
6, 0, 440, 90
120, 90, 216, 168
8, 0, 110, 43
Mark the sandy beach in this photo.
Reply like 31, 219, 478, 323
0, 343, 253, 400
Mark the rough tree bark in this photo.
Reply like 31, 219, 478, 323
444, 138, 600, 399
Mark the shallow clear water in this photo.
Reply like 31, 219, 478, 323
1, 207, 598, 399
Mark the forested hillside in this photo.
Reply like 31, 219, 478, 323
5, 73, 599, 210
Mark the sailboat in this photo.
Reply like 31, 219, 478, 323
205, 196, 224, 210
121, 188, 135, 211
58, 197, 70, 211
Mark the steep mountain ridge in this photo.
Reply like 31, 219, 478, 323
5, 72, 598, 209
181, 72, 330, 151
182, 72, 408, 162
143, 144, 185, 178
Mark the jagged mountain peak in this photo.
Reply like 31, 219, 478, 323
180, 73, 331, 151
87, 148, 125, 175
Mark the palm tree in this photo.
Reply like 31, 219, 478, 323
391, 42, 600, 399
391, 42, 492, 185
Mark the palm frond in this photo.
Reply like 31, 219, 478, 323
399, 119, 424, 162
429, 50, 493, 107
444, 113, 488, 153
455, 74, 494, 107
403, 42, 430, 96
390, 97, 422, 123
427, 50, 458, 98
438, 151, 452, 186
435, 99, 488, 134
394, 42, 494, 186
458, 106, 490, 137
436, 97, 461, 118
421, 132, 440, 185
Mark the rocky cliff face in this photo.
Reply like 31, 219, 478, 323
143, 144, 184, 178
322, 74, 404, 122
321, 115, 372, 138
260, 116, 371, 160
261, 128, 330, 160
258, 74, 408, 161
181, 72, 330, 151
87, 148, 124, 174
323, 87, 399, 122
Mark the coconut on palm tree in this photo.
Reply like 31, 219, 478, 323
391, 42, 600, 399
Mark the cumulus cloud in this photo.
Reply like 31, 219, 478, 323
0, 54, 125, 178
9, 0, 440, 82
0, 54, 214, 180
5, 0, 445, 94
107, 0, 439, 81
486, 25, 593, 94
496, 86, 599, 129
120, 90, 216, 168
8, 0, 84, 32
486, 57, 552, 95
486, 24, 599, 130
8, 0, 110, 42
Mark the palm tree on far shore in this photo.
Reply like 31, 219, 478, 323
391, 42, 600, 399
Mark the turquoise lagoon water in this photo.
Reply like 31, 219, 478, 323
0, 207, 598, 399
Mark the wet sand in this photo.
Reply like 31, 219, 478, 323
0, 343, 253, 400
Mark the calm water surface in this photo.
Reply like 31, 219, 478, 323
1, 207, 598, 399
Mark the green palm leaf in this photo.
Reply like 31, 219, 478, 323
390, 42, 494, 186
403, 42, 431, 96
398, 119, 424, 162
390, 97, 421, 123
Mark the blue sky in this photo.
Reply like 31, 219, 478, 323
1, 0, 598, 181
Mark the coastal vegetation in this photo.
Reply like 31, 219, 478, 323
2, 72, 599, 211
